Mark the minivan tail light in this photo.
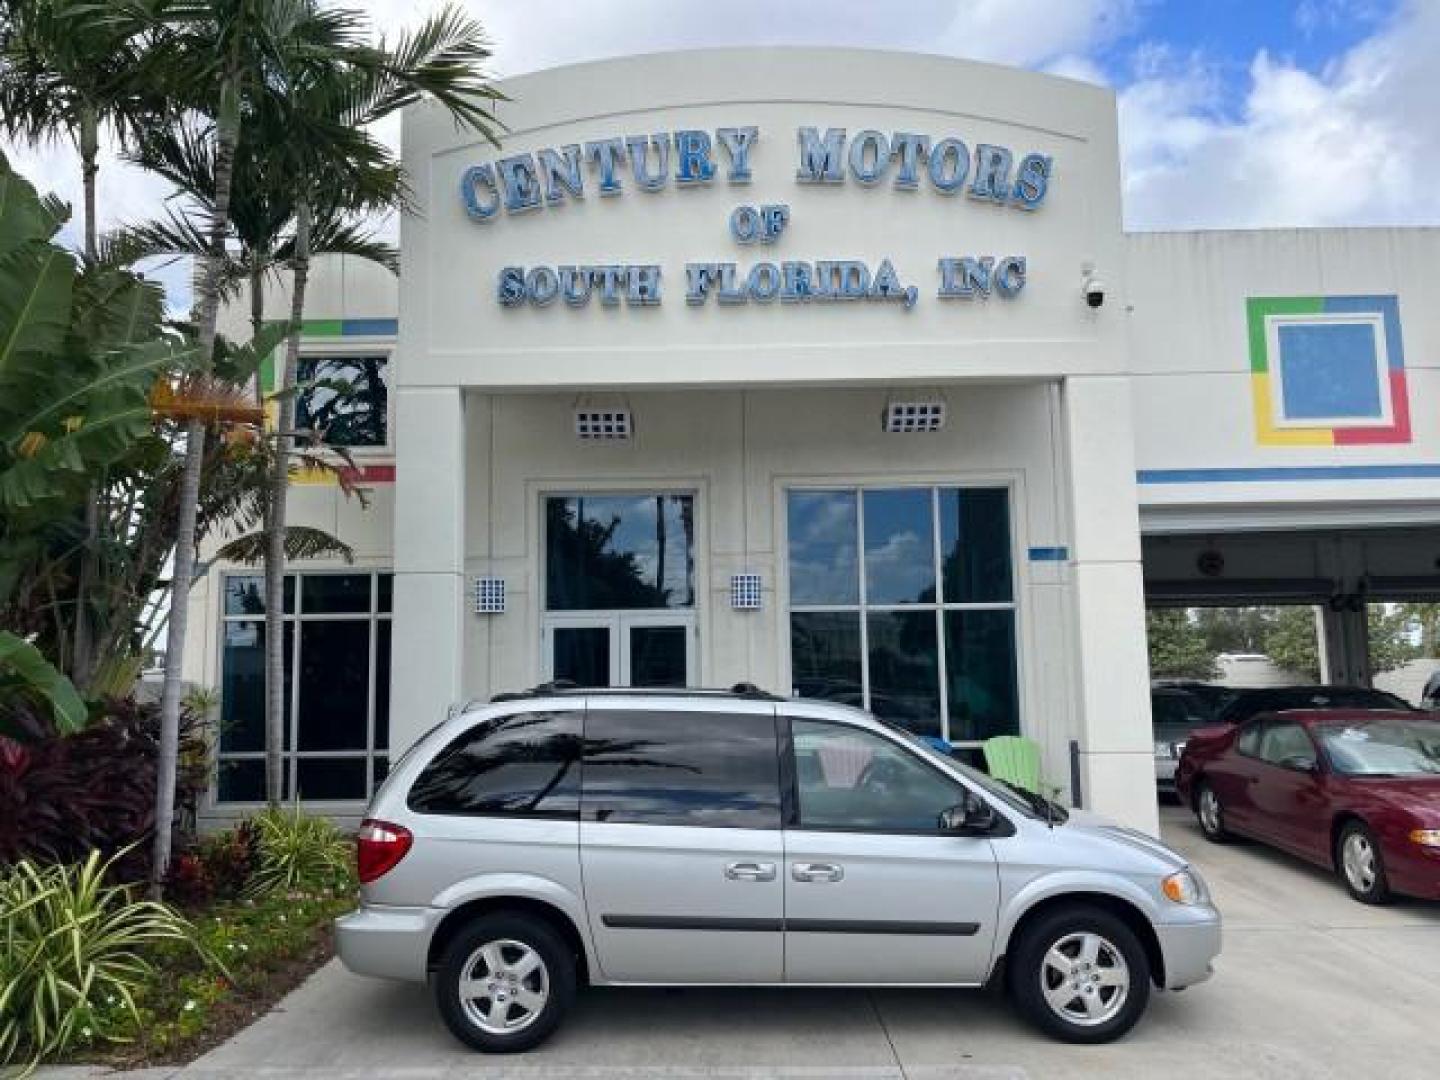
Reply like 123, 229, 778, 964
356, 819, 413, 884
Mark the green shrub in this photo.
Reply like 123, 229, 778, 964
0, 850, 208, 1073
248, 803, 352, 897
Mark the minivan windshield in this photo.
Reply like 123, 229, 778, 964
883, 723, 1053, 821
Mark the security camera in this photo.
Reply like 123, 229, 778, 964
1082, 277, 1106, 308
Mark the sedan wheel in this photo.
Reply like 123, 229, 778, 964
1196, 782, 1229, 842
1338, 822, 1392, 905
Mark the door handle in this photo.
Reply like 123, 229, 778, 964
791, 862, 845, 883
724, 861, 776, 882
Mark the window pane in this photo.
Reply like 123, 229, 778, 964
217, 759, 266, 803
224, 576, 265, 616
867, 611, 941, 737
791, 720, 960, 832
301, 573, 371, 613
789, 612, 862, 705
629, 626, 687, 688
295, 758, 367, 800
220, 621, 292, 752
375, 620, 391, 749
546, 495, 695, 610
940, 488, 1013, 603
295, 354, 388, 447
553, 626, 610, 687
944, 610, 1019, 741
377, 573, 393, 613
863, 489, 935, 604
787, 491, 858, 605
582, 710, 780, 829
408, 711, 582, 818
297, 621, 370, 750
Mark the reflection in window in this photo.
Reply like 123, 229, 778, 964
792, 720, 960, 832
786, 487, 1018, 743
295, 355, 388, 447
581, 710, 781, 829
409, 711, 582, 818
546, 495, 694, 610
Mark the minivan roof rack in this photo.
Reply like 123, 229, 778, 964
487, 682, 785, 704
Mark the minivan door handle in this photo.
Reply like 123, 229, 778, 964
724, 861, 777, 882
791, 862, 844, 883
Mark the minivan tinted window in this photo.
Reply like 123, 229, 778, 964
408, 710, 581, 818
581, 710, 781, 829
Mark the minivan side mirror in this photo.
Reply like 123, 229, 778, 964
939, 792, 997, 835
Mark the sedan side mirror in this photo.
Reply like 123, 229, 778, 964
939, 792, 997, 835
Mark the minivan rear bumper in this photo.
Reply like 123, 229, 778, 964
335, 905, 438, 983
1154, 907, 1221, 989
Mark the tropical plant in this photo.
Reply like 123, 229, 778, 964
0, 696, 210, 876
246, 801, 351, 897
0, 849, 207, 1072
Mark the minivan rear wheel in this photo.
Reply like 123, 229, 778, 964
1009, 904, 1150, 1043
435, 913, 576, 1053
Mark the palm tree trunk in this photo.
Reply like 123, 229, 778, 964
265, 199, 311, 806
71, 106, 102, 688
151, 102, 241, 898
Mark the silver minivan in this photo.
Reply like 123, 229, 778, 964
337, 687, 1220, 1050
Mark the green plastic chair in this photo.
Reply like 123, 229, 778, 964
982, 735, 1045, 795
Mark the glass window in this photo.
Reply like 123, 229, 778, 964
863, 489, 934, 604
628, 625, 687, 688
1316, 719, 1440, 777
408, 711, 582, 818
297, 621, 370, 750
546, 495, 695, 610
787, 491, 859, 605
945, 611, 1018, 742
787, 487, 1018, 744
1256, 721, 1316, 768
553, 626, 611, 687
302, 573, 372, 613
582, 710, 781, 829
866, 611, 941, 738
790, 719, 962, 832
218, 571, 391, 803
295, 354, 389, 448
1237, 722, 1264, 757
940, 488, 1012, 603
790, 612, 863, 705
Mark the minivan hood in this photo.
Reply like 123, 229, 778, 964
1064, 810, 1189, 871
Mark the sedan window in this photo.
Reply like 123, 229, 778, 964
1256, 721, 1317, 770
1315, 719, 1440, 777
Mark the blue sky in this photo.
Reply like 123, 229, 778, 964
7, 0, 1436, 312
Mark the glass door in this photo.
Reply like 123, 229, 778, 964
543, 613, 694, 688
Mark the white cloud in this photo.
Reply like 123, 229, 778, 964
1121, 0, 1440, 228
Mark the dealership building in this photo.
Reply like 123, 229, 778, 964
191, 49, 1440, 836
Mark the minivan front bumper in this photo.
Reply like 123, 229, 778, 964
1154, 906, 1221, 989
335, 904, 439, 983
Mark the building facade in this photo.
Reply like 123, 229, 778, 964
190, 49, 1440, 836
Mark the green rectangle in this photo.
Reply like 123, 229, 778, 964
300, 319, 344, 337
1247, 296, 1323, 373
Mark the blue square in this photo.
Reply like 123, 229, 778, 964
1277, 323, 1383, 421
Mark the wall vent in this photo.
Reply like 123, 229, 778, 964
473, 576, 506, 614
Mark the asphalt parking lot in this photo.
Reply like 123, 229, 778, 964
59, 804, 1440, 1080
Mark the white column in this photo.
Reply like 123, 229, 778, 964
1062, 375, 1159, 835
390, 387, 467, 752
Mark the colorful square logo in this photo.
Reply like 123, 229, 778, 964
1248, 295, 1409, 446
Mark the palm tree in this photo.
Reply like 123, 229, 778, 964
141, 0, 501, 887
259, 2, 500, 806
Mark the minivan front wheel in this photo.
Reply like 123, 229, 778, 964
1009, 905, 1150, 1043
435, 913, 576, 1052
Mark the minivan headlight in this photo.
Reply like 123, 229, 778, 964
1162, 870, 1203, 905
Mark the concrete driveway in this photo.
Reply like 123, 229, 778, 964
88, 805, 1440, 1079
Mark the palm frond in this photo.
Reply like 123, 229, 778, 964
211, 525, 354, 566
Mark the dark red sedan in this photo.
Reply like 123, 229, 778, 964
1176, 709, 1440, 903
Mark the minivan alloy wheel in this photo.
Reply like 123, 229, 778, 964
459, 939, 550, 1035
1039, 932, 1130, 1026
